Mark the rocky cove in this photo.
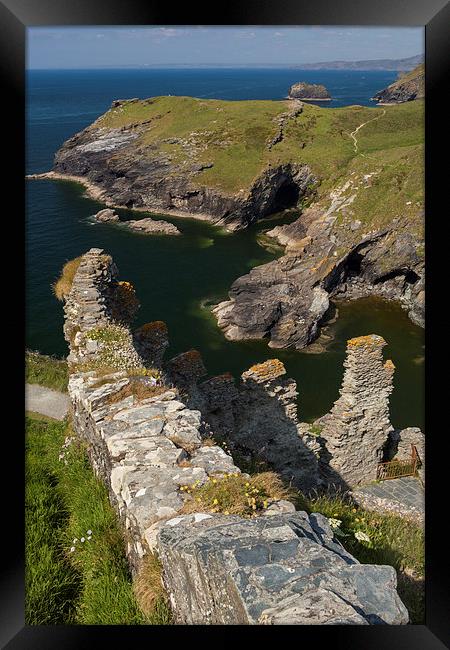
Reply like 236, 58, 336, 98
26, 175, 424, 431
27, 86, 424, 430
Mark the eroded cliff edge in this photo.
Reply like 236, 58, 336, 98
214, 174, 424, 349
373, 64, 425, 105
46, 95, 424, 347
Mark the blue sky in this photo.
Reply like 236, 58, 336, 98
27, 26, 423, 69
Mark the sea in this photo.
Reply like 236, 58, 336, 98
26, 68, 424, 429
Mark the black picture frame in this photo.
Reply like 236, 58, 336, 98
2, 0, 449, 646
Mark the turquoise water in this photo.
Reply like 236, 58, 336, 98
26, 69, 424, 429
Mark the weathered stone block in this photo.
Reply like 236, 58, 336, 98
157, 512, 408, 625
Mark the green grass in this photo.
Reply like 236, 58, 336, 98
26, 350, 69, 392
93, 96, 423, 202
88, 96, 424, 242
300, 491, 424, 624
25, 414, 171, 625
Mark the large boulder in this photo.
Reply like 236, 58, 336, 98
157, 511, 409, 625
92, 208, 119, 222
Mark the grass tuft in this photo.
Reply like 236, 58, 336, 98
134, 552, 173, 624
106, 378, 168, 405
180, 471, 293, 517
52, 257, 82, 301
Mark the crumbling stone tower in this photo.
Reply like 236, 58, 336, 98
318, 335, 395, 487
63, 248, 141, 369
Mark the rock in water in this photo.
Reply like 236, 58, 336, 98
126, 217, 180, 235
288, 82, 331, 100
93, 208, 119, 222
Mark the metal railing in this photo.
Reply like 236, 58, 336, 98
376, 443, 420, 481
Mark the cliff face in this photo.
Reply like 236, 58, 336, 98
214, 168, 424, 349
51, 96, 424, 349
373, 64, 424, 104
50, 96, 422, 236
52, 97, 317, 231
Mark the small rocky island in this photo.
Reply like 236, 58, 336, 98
288, 82, 331, 101
92, 209, 180, 235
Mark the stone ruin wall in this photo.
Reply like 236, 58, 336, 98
61, 248, 417, 625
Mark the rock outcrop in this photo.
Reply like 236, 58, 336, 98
373, 64, 424, 104
288, 82, 331, 101
158, 511, 408, 625
214, 176, 424, 349
315, 335, 395, 488
92, 208, 119, 222
126, 217, 180, 235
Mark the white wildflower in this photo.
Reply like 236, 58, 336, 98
73, 538, 78, 544
87, 536, 92, 541
70, 546, 75, 553
80, 537, 85, 543
87, 530, 92, 535
354, 530, 371, 543
328, 517, 342, 530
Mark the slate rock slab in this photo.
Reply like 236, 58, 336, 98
157, 511, 409, 625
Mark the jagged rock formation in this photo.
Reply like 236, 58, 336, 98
267, 100, 303, 148
288, 82, 331, 100
189, 359, 321, 492
315, 335, 395, 487
213, 208, 333, 348
373, 64, 424, 104
158, 511, 408, 624
214, 174, 424, 349
61, 248, 412, 624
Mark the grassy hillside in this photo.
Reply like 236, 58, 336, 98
94, 96, 423, 200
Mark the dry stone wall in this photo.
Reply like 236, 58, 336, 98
62, 248, 412, 625
69, 371, 240, 571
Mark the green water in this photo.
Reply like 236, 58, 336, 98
26, 179, 424, 431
